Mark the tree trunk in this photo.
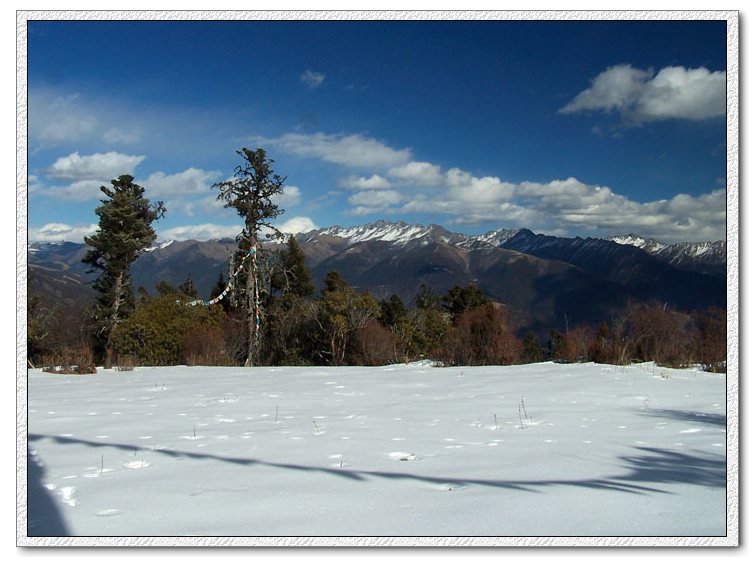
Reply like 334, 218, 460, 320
104, 271, 125, 369
244, 244, 258, 367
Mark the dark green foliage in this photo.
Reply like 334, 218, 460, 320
210, 272, 232, 312
179, 275, 198, 298
442, 284, 489, 322
156, 281, 178, 296
548, 329, 566, 361
272, 236, 315, 300
415, 283, 440, 311
315, 271, 381, 365
522, 331, 544, 363
213, 148, 285, 242
111, 292, 227, 366
82, 175, 165, 367
379, 294, 408, 328
410, 296, 451, 360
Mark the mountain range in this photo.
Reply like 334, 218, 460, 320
27, 220, 726, 333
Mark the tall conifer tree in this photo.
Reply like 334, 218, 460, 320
213, 148, 285, 366
82, 175, 165, 367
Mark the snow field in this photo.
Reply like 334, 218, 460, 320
25, 361, 727, 538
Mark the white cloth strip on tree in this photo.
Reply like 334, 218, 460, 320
179, 246, 257, 307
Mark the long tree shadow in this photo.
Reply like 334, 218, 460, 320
26, 447, 70, 537
28, 433, 725, 497
640, 408, 726, 427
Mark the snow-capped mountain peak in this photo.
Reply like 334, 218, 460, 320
307, 220, 448, 246
143, 240, 176, 253
608, 234, 668, 254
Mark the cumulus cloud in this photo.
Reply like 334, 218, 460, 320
300, 69, 326, 88
447, 176, 725, 242
156, 217, 319, 241
158, 223, 243, 242
560, 64, 725, 124
29, 223, 99, 242
633, 66, 727, 121
277, 216, 319, 235
388, 161, 445, 186
45, 151, 145, 181
256, 132, 412, 168
45, 179, 109, 201
338, 174, 392, 190
143, 168, 221, 197
274, 186, 303, 208
348, 189, 404, 216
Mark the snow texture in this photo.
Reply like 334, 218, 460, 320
24, 361, 727, 543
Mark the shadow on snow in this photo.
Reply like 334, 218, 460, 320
28, 433, 725, 502
26, 448, 71, 537
639, 408, 726, 427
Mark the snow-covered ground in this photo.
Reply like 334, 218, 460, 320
24, 361, 728, 542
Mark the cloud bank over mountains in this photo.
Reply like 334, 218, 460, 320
27, 60, 727, 245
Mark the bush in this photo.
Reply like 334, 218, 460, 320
183, 326, 237, 366
694, 307, 726, 373
354, 320, 398, 365
442, 303, 520, 366
42, 343, 97, 374
111, 293, 227, 366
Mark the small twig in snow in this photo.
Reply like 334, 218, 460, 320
520, 397, 531, 422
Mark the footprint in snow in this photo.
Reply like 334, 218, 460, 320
389, 451, 419, 461
430, 483, 466, 492
96, 509, 123, 517
123, 460, 150, 469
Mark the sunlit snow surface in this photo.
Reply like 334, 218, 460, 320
26, 362, 726, 538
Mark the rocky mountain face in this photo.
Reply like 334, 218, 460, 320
608, 234, 726, 276
27, 220, 726, 333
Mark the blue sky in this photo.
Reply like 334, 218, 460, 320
26, 18, 729, 243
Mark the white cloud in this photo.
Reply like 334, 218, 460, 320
31, 93, 98, 144
560, 64, 650, 115
277, 216, 319, 235
45, 151, 146, 181
274, 185, 303, 208
348, 189, 404, 216
28, 175, 44, 194
633, 66, 726, 121
103, 127, 140, 144
143, 168, 221, 197
257, 132, 412, 168
560, 64, 725, 124
388, 161, 445, 186
338, 174, 392, 190
390, 159, 725, 242
300, 69, 326, 89
446, 172, 515, 204
29, 223, 99, 242
158, 223, 243, 242
46, 179, 108, 201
